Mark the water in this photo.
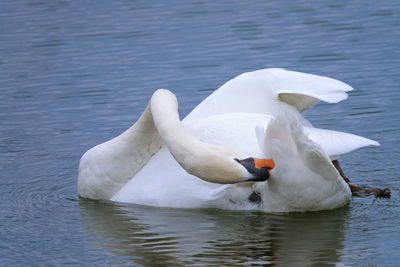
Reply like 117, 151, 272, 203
0, 0, 399, 265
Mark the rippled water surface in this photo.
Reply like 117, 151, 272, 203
1, 0, 399, 266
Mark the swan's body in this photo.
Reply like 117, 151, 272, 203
78, 68, 379, 212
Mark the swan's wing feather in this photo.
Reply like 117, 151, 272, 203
272, 69, 353, 111
262, 114, 338, 179
304, 127, 379, 157
255, 125, 268, 156
290, 122, 339, 179
185, 68, 353, 122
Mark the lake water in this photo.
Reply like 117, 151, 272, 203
1, 0, 399, 266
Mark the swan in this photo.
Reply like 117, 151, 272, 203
78, 68, 381, 212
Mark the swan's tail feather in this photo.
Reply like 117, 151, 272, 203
304, 127, 379, 158
258, 113, 379, 160
259, 114, 379, 181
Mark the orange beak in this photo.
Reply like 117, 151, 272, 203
254, 158, 275, 171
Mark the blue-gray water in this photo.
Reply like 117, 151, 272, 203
1, 0, 399, 266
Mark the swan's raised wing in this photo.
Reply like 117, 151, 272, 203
185, 68, 353, 122
274, 69, 353, 111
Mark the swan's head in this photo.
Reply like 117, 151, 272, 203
234, 157, 275, 182
180, 142, 275, 184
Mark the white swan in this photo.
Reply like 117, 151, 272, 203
78, 68, 379, 212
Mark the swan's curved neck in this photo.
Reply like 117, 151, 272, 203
151, 91, 199, 157
78, 101, 163, 200
150, 89, 247, 184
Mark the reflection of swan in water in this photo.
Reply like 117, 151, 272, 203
79, 199, 349, 266
78, 69, 381, 212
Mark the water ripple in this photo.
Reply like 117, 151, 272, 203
79, 201, 351, 266
1, 0, 399, 265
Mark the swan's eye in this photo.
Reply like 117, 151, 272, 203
234, 157, 275, 182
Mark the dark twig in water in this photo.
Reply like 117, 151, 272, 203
332, 160, 391, 198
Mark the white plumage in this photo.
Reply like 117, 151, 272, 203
78, 68, 378, 212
